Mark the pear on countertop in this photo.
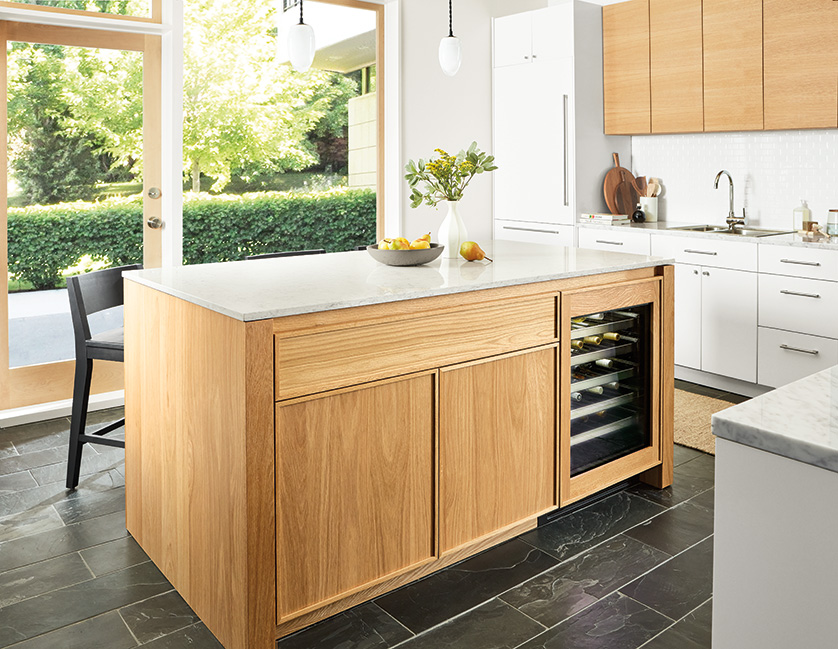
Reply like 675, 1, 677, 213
459, 241, 492, 262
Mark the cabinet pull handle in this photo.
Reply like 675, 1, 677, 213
563, 94, 569, 207
780, 344, 819, 356
702, 271, 710, 276
596, 240, 623, 246
504, 225, 561, 235
780, 259, 821, 267
684, 249, 718, 256
780, 290, 821, 299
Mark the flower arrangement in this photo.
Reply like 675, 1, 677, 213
404, 142, 497, 208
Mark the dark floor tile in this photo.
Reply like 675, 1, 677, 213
641, 599, 712, 649
120, 590, 199, 644
53, 486, 125, 525
1, 611, 137, 649
520, 492, 666, 562
83, 407, 125, 428
624, 500, 714, 556
0, 560, 169, 647
629, 454, 714, 508
620, 536, 713, 622
675, 380, 748, 405
0, 469, 122, 519
0, 510, 127, 574
2, 418, 70, 455
397, 598, 543, 649
277, 601, 413, 649
0, 505, 65, 543
0, 472, 36, 496
375, 539, 557, 635
673, 444, 702, 467
30, 450, 124, 487
686, 487, 714, 513
0, 438, 17, 460
518, 592, 671, 649
0, 552, 92, 608
138, 623, 223, 649
0, 447, 66, 477
500, 535, 669, 628
81, 536, 149, 577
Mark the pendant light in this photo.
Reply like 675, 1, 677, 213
439, 0, 462, 77
288, 0, 315, 73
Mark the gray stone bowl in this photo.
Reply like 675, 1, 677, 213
366, 243, 444, 266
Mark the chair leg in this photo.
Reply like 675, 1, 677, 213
66, 358, 93, 490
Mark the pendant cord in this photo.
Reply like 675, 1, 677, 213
448, 0, 454, 37
299, 0, 304, 25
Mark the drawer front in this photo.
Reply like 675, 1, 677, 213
495, 220, 574, 247
759, 274, 838, 339
759, 244, 838, 281
275, 297, 557, 400
654, 235, 758, 271
577, 228, 652, 256
758, 327, 838, 388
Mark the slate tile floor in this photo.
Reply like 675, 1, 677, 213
0, 381, 730, 648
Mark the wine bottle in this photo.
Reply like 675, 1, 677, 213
605, 381, 620, 390
587, 313, 606, 321
620, 334, 639, 344
595, 358, 615, 369
583, 335, 603, 346
570, 340, 586, 351
570, 391, 583, 402
587, 386, 604, 395
602, 332, 621, 342
571, 317, 588, 325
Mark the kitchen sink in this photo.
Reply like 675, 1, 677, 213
667, 224, 794, 238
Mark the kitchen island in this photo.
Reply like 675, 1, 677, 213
123, 241, 675, 649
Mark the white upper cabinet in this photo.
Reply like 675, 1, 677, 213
494, 4, 573, 68
493, 12, 533, 67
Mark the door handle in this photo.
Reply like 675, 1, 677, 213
780, 344, 819, 356
596, 240, 623, 246
563, 94, 569, 207
684, 249, 718, 256
780, 259, 821, 267
504, 226, 562, 235
780, 290, 821, 299
147, 217, 163, 229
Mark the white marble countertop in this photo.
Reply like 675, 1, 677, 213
712, 366, 838, 473
124, 241, 671, 322
576, 220, 838, 249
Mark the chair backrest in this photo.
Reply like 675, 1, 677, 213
246, 249, 326, 260
67, 264, 142, 344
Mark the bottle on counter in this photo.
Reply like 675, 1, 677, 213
828, 209, 838, 236
794, 199, 813, 231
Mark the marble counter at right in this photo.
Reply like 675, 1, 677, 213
711, 366, 838, 649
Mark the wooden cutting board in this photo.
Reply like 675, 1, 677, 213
603, 153, 641, 215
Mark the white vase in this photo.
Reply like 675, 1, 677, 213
438, 200, 468, 259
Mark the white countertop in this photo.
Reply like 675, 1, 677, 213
712, 366, 838, 473
124, 241, 671, 322
576, 220, 838, 249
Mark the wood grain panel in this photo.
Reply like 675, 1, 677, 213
125, 282, 275, 649
275, 373, 435, 621
5, 21, 145, 50
7, 360, 123, 410
603, 0, 651, 134
650, 0, 704, 133
275, 297, 556, 400
703, 0, 763, 132
0, 0, 157, 22
143, 33, 162, 268
764, 0, 838, 130
439, 347, 557, 553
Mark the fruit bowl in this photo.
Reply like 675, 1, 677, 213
366, 243, 444, 266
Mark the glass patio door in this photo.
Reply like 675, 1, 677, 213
0, 15, 162, 411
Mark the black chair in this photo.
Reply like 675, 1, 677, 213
246, 249, 326, 260
65, 264, 141, 490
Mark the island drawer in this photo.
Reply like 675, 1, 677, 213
274, 296, 558, 400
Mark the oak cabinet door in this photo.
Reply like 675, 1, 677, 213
603, 0, 651, 134
703, 0, 763, 131
764, 0, 838, 130
439, 348, 557, 553
650, 0, 704, 133
275, 373, 436, 621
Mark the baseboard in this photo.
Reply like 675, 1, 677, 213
0, 390, 125, 428
674, 366, 770, 399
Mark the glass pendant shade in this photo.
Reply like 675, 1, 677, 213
289, 22, 315, 72
439, 36, 462, 76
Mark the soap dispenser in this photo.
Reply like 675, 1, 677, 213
793, 200, 812, 231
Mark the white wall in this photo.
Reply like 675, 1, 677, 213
631, 130, 838, 231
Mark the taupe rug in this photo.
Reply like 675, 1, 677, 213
674, 389, 736, 455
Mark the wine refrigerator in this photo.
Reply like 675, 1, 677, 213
560, 280, 662, 505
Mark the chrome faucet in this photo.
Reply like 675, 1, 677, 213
714, 170, 744, 230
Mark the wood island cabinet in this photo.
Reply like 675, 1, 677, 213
124, 265, 674, 649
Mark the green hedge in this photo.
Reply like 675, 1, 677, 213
8, 188, 377, 289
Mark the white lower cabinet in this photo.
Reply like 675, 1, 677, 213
758, 274, 838, 340
494, 221, 575, 247
758, 327, 838, 388
674, 263, 757, 383
577, 227, 652, 256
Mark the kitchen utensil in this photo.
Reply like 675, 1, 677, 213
603, 153, 643, 215
647, 178, 661, 198
634, 175, 647, 199
602, 154, 623, 215
366, 243, 444, 266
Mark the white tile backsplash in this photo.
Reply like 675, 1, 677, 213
630, 130, 838, 230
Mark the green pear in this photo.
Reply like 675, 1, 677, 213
459, 241, 493, 262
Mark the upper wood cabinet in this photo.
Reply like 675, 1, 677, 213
650, 0, 704, 133
764, 0, 838, 130
603, 0, 651, 135
703, 0, 764, 131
